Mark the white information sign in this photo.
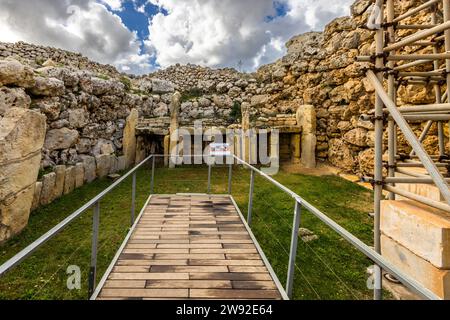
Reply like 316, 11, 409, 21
209, 143, 231, 157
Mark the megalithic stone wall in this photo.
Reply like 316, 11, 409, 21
0, 108, 46, 243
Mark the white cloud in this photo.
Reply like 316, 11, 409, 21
0, 0, 354, 74
0, 0, 154, 74
146, 0, 354, 71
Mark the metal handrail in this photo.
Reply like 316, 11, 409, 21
233, 155, 441, 300
0, 154, 155, 296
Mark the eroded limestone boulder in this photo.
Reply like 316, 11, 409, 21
30, 76, 65, 97
0, 59, 35, 88
123, 108, 139, 168
44, 128, 79, 151
0, 108, 46, 242
151, 78, 175, 94
0, 87, 31, 116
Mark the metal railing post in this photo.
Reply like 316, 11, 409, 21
131, 172, 136, 226
88, 201, 100, 298
286, 200, 302, 298
247, 170, 255, 225
150, 156, 155, 194
207, 164, 212, 194
228, 163, 233, 195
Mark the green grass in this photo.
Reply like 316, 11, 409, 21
0, 165, 378, 300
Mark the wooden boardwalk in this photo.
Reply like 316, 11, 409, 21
95, 194, 285, 300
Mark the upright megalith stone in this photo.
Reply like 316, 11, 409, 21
123, 109, 139, 168
296, 105, 317, 168
0, 108, 46, 242
169, 92, 181, 169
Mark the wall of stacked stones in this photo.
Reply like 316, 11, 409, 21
0, 56, 179, 243
253, 0, 444, 175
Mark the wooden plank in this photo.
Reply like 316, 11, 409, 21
188, 260, 264, 266
103, 280, 146, 289
189, 273, 273, 281
117, 260, 188, 266
150, 266, 229, 273
189, 289, 281, 299
109, 273, 189, 280
101, 289, 189, 298
232, 281, 277, 290
146, 280, 232, 289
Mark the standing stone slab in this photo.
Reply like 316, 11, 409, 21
123, 109, 139, 168
117, 155, 127, 172
109, 155, 119, 174
40, 172, 56, 206
64, 167, 76, 195
81, 155, 96, 183
75, 163, 85, 189
53, 165, 66, 200
96, 154, 111, 178
31, 181, 42, 212
296, 105, 317, 168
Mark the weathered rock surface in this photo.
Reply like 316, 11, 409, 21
44, 128, 79, 151
0, 108, 46, 242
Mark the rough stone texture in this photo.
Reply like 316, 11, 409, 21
123, 109, 139, 168
381, 200, 450, 269
382, 234, 450, 300
0, 58, 35, 87
44, 128, 79, 151
0, 108, 46, 242
31, 181, 42, 212
75, 163, 85, 189
297, 105, 316, 168
40, 172, 56, 206
53, 165, 66, 200
96, 154, 111, 178
63, 166, 76, 195
0, 87, 31, 116
81, 155, 96, 183
30, 77, 65, 97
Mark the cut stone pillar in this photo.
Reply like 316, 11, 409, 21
53, 165, 66, 200
64, 166, 76, 195
0, 108, 46, 242
123, 108, 139, 168
291, 133, 301, 164
31, 181, 42, 212
241, 103, 251, 163
296, 105, 317, 168
169, 92, 181, 169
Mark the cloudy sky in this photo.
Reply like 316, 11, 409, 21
0, 0, 353, 74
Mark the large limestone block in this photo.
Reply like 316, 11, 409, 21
301, 133, 317, 168
30, 77, 65, 97
96, 154, 111, 178
151, 79, 175, 94
0, 87, 31, 116
40, 172, 56, 206
0, 108, 45, 242
123, 109, 139, 168
64, 167, 76, 195
381, 200, 450, 268
75, 163, 85, 188
0, 154, 42, 202
53, 165, 66, 200
296, 105, 316, 134
0, 185, 35, 243
117, 156, 127, 172
80, 155, 96, 183
0, 59, 35, 88
382, 234, 450, 299
31, 181, 42, 212
0, 108, 46, 162
44, 128, 79, 151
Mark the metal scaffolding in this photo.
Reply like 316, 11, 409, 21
358, 0, 450, 299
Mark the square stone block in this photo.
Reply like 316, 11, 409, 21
382, 234, 450, 299
381, 200, 450, 269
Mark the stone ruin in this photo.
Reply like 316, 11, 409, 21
0, 0, 447, 284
